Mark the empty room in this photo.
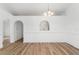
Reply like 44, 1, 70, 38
0, 3, 79, 55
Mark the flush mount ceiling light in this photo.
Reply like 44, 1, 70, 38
43, 4, 54, 16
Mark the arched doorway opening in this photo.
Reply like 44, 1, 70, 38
3, 20, 10, 48
14, 20, 23, 43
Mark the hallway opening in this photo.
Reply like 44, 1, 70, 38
14, 20, 23, 43
3, 20, 10, 48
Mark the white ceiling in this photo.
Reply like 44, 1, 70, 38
0, 3, 71, 16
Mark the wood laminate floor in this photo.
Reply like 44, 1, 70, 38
0, 39, 79, 55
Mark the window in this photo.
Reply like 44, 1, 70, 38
40, 20, 49, 31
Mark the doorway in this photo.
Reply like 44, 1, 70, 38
3, 20, 10, 48
14, 20, 23, 43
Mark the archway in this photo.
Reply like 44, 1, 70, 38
3, 20, 10, 48
14, 20, 23, 42
40, 20, 49, 31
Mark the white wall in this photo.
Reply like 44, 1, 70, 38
14, 15, 79, 45
0, 8, 13, 48
15, 16, 69, 32
13, 16, 71, 42
66, 4, 79, 48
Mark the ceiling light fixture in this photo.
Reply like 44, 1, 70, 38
43, 4, 54, 16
